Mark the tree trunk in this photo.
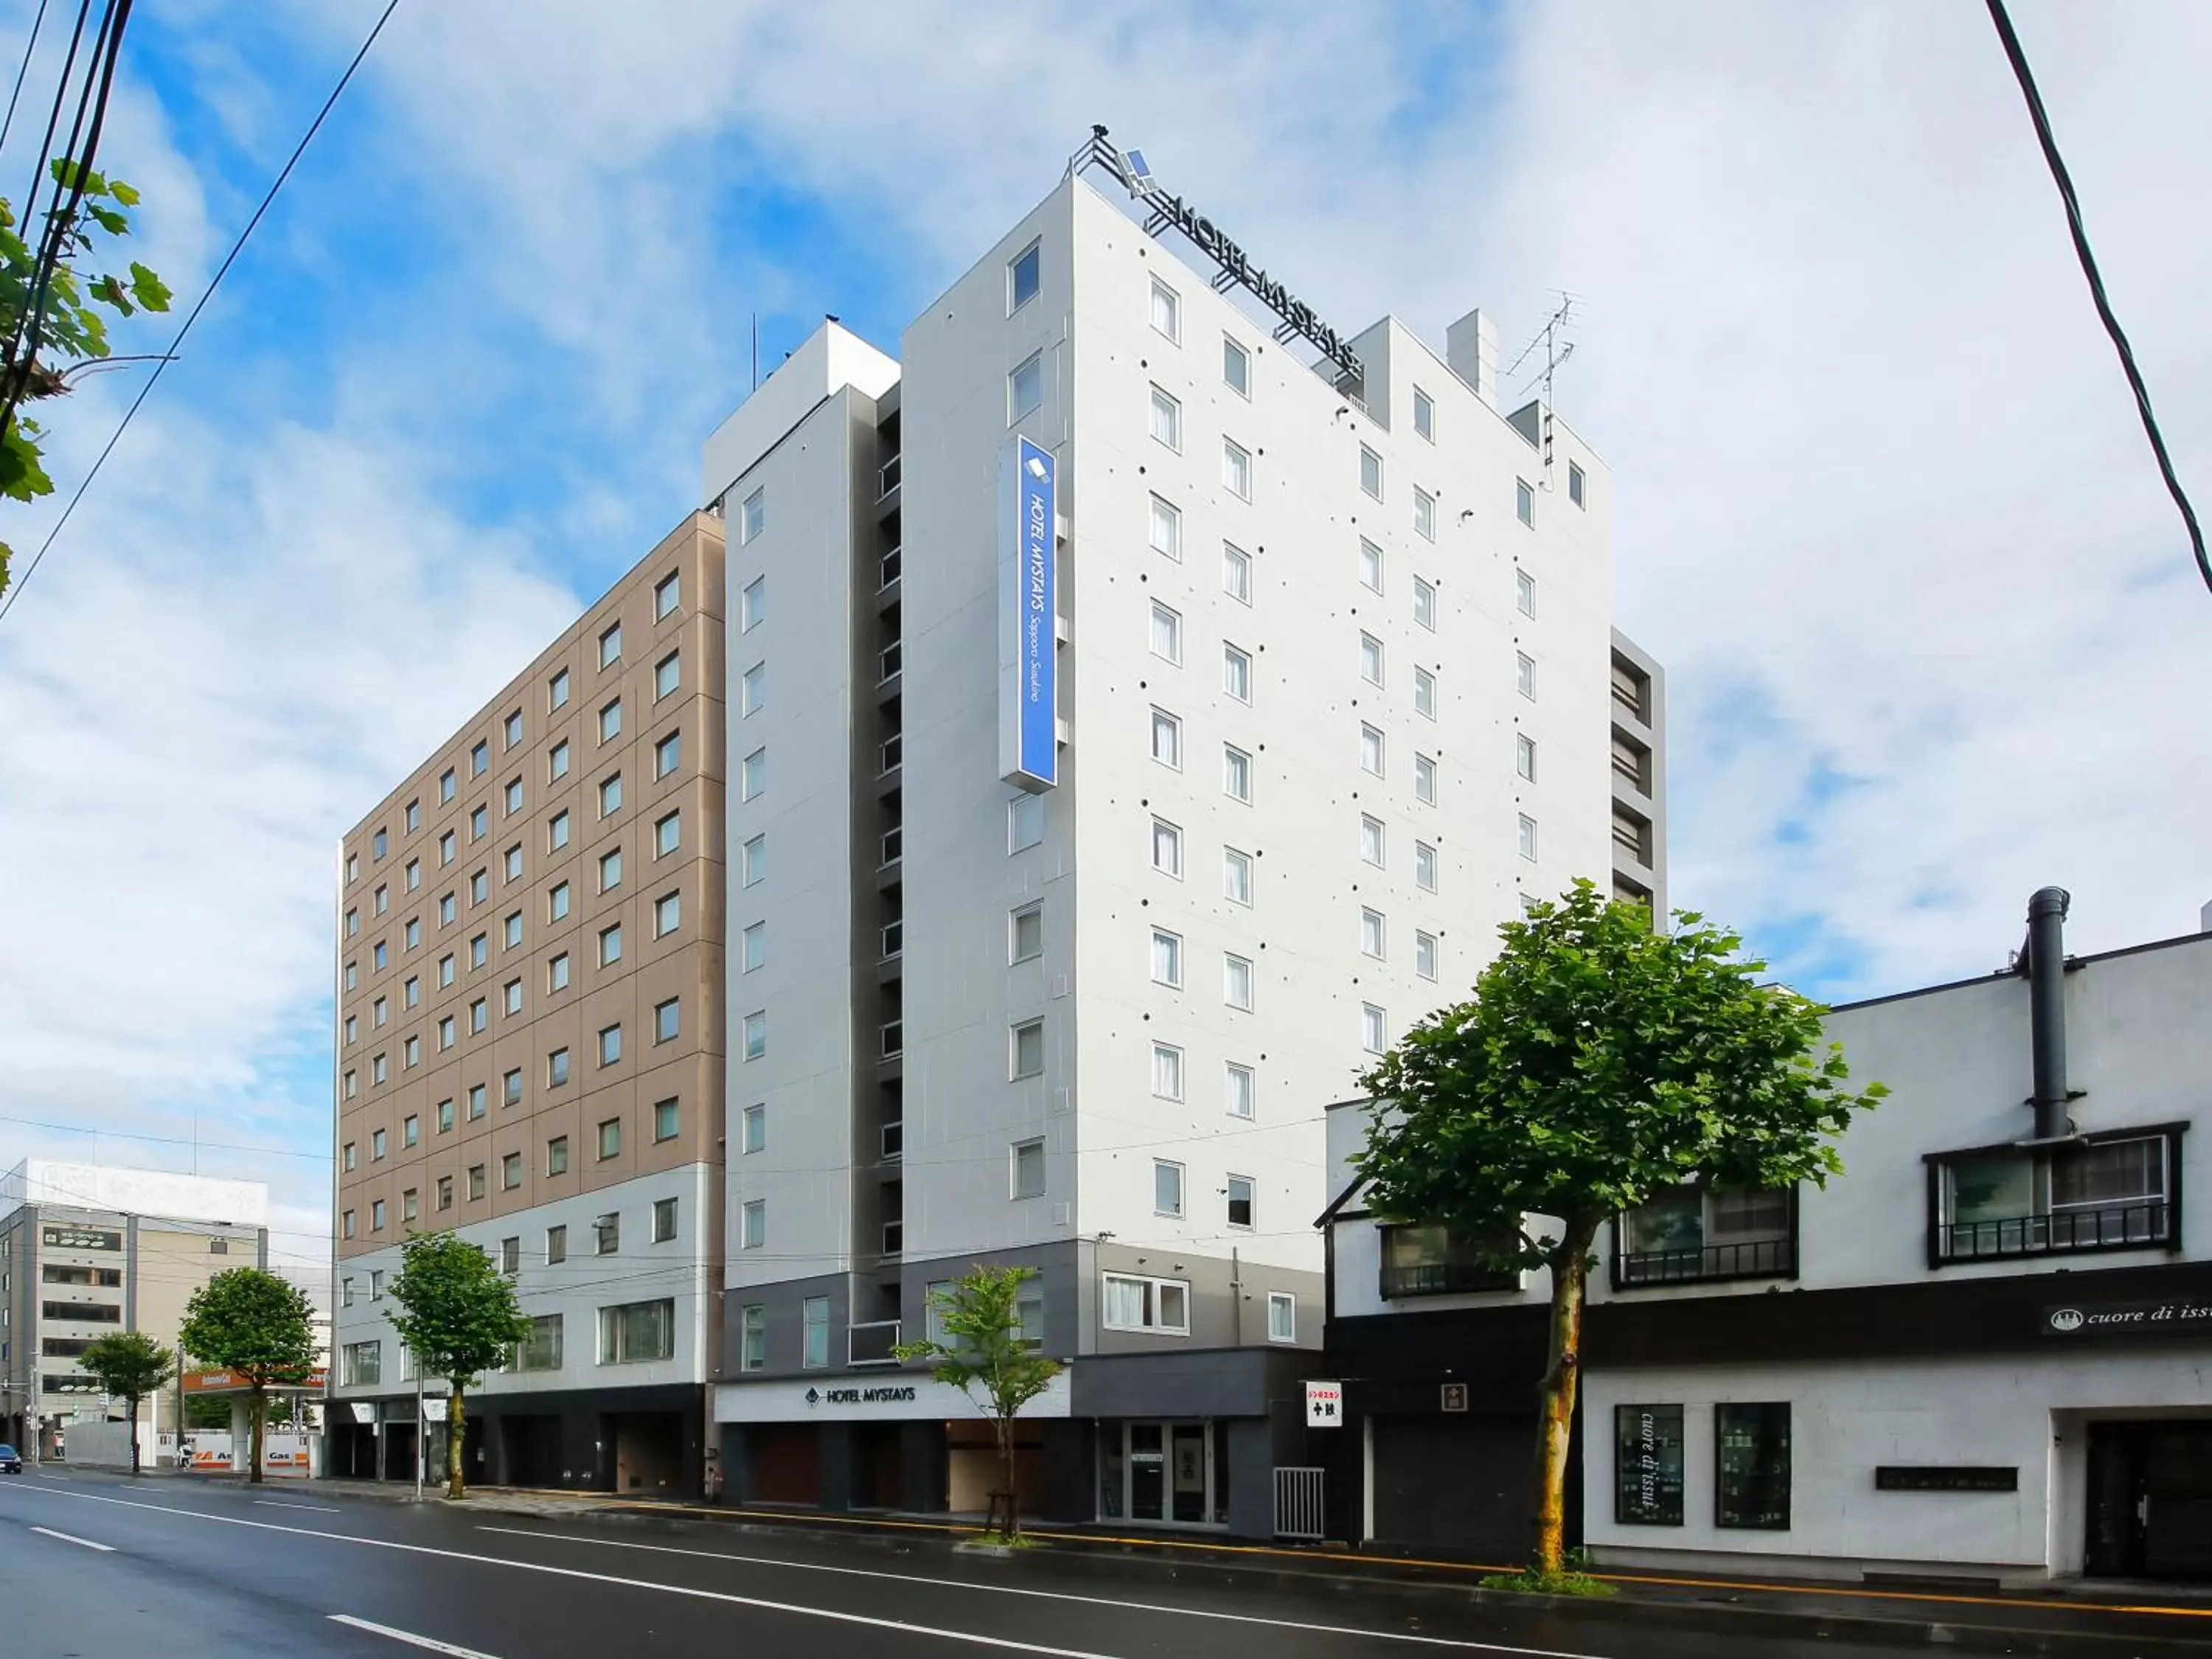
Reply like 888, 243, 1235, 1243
1533, 1213, 1601, 1576
127, 1395, 140, 1477
996, 1412, 1019, 1540
447, 1386, 465, 1500
248, 1384, 265, 1486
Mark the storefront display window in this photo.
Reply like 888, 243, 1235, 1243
1614, 1404, 1683, 1525
1716, 1402, 1790, 1529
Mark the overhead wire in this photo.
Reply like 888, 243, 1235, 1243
0, 0, 402, 625
1983, 0, 2210, 597
0, 0, 54, 154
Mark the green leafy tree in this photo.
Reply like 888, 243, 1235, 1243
386, 1231, 533, 1500
76, 1330, 174, 1475
178, 1268, 317, 1486
0, 159, 170, 591
894, 1265, 1060, 1541
1356, 880, 1885, 1581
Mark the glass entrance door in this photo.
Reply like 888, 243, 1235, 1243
1105, 1421, 1218, 1527
1128, 1424, 1166, 1521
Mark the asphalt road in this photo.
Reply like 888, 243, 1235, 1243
0, 1467, 2143, 1658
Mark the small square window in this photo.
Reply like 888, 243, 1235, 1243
1150, 926, 1183, 987
1009, 239, 1040, 311
1416, 841, 1439, 892
1517, 568, 1537, 616
549, 669, 570, 711
740, 574, 765, 631
1011, 1018, 1046, 1079
1150, 707, 1181, 769
1149, 277, 1180, 341
1222, 846, 1252, 905
1222, 541, 1251, 604
1223, 952, 1253, 1011
1222, 438, 1251, 500
1150, 817, 1183, 878
1518, 813, 1540, 862
1416, 930, 1439, 981
1152, 1043, 1183, 1100
1360, 445, 1383, 499
1149, 601, 1182, 664
1153, 1159, 1185, 1218
1148, 383, 1181, 451
740, 661, 764, 717
654, 1097, 679, 1142
599, 622, 624, 667
1226, 1062, 1256, 1120
1009, 351, 1043, 422
1222, 335, 1250, 396
1568, 461, 1587, 508
1148, 494, 1181, 561
740, 1102, 765, 1153
1516, 477, 1535, 526
1413, 386, 1434, 442
1222, 744, 1251, 803
655, 570, 681, 619
1010, 903, 1043, 964
1012, 1138, 1046, 1201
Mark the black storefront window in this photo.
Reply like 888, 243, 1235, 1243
1614, 1405, 1684, 1525
1715, 1402, 1790, 1530
1377, 1224, 1518, 1298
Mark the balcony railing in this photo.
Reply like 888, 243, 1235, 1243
849, 1318, 901, 1367
880, 1020, 904, 1060
1938, 1200, 2169, 1263
1379, 1262, 1518, 1299
879, 641, 902, 683
880, 546, 902, 588
880, 455, 902, 498
1613, 1236, 1796, 1287
880, 1120, 903, 1161
880, 920, 903, 960
880, 734, 902, 774
879, 827, 902, 868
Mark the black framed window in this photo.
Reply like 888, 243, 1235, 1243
1716, 1402, 1790, 1529
1377, 1223, 1519, 1298
1615, 1404, 1684, 1526
1613, 1186, 1797, 1287
1928, 1124, 2183, 1266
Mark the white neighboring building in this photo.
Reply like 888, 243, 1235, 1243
1320, 891, 2212, 1584
704, 131, 1646, 1536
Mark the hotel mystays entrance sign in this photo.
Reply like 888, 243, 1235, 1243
1000, 436, 1059, 792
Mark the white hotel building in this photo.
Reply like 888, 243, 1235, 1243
702, 134, 1659, 1533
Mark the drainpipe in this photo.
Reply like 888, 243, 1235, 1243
2023, 886, 2076, 1141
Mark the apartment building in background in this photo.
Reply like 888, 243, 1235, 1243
0, 1161, 268, 1458
1608, 630, 1666, 917
327, 514, 728, 1496
700, 132, 1662, 1535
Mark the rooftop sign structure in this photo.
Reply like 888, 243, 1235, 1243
1072, 126, 1363, 387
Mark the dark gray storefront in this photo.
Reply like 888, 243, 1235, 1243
330, 1382, 706, 1497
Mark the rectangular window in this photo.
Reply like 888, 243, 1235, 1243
654, 569, 680, 620
740, 1304, 765, 1371
547, 810, 570, 853
1569, 461, 1587, 507
403, 1187, 420, 1223
1153, 1159, 1185, 1218
594, 1212, 618, 1255
1221, 540, 1251, 604
653, 1097, 679, 1142
599, 847, 622, 893
1012, 1018, 1046, 1079
504, 845, 523, 883
470, 1082, 488, 1118
1149, 494, 1181, 560
1150, 277, 1180, 341
503, 911, 522, 950
1226, 1174, 1255, 1229
655, 731, 681, 778
1413, 386, 1435, 441
654, 997, 680, 1043
503, 1066, 522, 1105
548, 1047, 571, 1088
1150, 927, 1183, 987
501, 1152, 522, 1190
502, 780, 522, 816
405, 800, 420, 832
1225, 1062, 1255, 1120
547, 1136, 569, 1177
599, 923, 622, 966
1360, 445, 1382, 499
1360, 724, 1385, 776
1362, 1004, 1388, 1054
549, 742, 569, 783
801, 1296, 830, 1368
1413, 666, 1439, 720
654, 810, 681, 858
656, 650, 681, 699
1359, 538, 1383, 593
1360, 632, 1385, 685
1151, 1041, 1183, 1102
740, 661, 763, 717
1413, 487, 1435, 541
549, 669, 570, 711
467, 1165, 487, 1202
404, 917, 420, 950
470, 869, 489, 905
1516, 477, 1535, 526
740, 748, 764, 801
546, 952, 571, 993
1615, 1405, 1688, 1524
499, 1237, 521, 1276
647, 1196, 677, 1245
1149, 384, 1181, 450
1012, 1138, 1046, 1201
740, 574, 765, 630
1149, 601, 1182, 664
1361, 907, 1386, 959
599, 698, 622, 743
1517, 733, 1540, 782
1222, 643, 1251, 702
740, 919, 764, 971
440, 768, 457, 804
1716, 1403, 1790, 1529
1517, 568, 1537, 616
654, 890, 681, 939
1222, 846, 1252, 905
597, 1299, 675, 1366
405, 858, 421, 891
599, 773, 622, 816
740, 1200, 765, 1251
740, 1102, 764, 1154
1150, 817, 1183, 878
742, 1011, 765, 1061
1222, 335, 1249, 395
1010, 903, 1043, 964
1935, 1133, 2174, 1261
599, 622, 625, 670
1009, 351, 1043, 422
1222, 438, 1251, 500
546, 1225, 567, 1265
742, 833, 765, 885
1517, 652, 1537, 700
437, 1175, 453, 1211
1518, 814, 1540, 861
1416, 931, 1439, 981
1360, 814, 1385, 867
1008, 791, 1046, 852
1009, 238, 1040, 310
1267, 1290, 1297, 1343
1102, 1273, 1189, 1334
597, 1118, 621, 1160
1223, 953, 1253, 1011
1413, 576, 1436, 630
1414, 753, 1438, 806
471, 740, 490, 777
598, 1024, 622, 1068
436, 1097, 454, 1133
1150, 707, 1181, 769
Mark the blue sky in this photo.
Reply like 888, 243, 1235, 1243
0, 1, 2208, 1253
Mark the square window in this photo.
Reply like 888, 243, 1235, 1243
1360, 632, 1385, 686
1223, 953, 1253, 1011
1416, 930, 1439, 981
1149, 384, 1180, 451
1414, 487, 1435, 541
1227, 1173, 1255, 1228
1009, 239, 1040, 311
740, 574, 765, 631
1225, 1062, 1255, 1120
1149, 601, 1182, 664
1148, 494, 1181, 560
1222, 335, 1250, 395
1008, 792, 1045, 852
740, 1200, 765, 1251
1222, 541, 1251, 604
1362, 906, 1388, 959
652, 1197, 678, 1243
1518, 813, 1540, 861
548, 1047, 570, 1087
598, 1116, 621, 1158
655, 891, 682, 938
742, 833, 765, 884
1222, 846, 1252, 905
1009, 351, 1043, 422
1010, 903, 1043, 964
1150, 707, 1181, 769
1517, 652, 1537, 700
1517, 568, 1537, 616
1152, 1042, 1183, 1101
599, 923, 622, 966
547, 953, 570, 992
1416, 841, 1439, 892
1413, 576, 1436, 630
1360, 445, 1382, 499
1222, 438, 1251, 500
1150, 928, 1183, 987
1516, 477, 1535, 526
599, 622, 624, 667
655, 731, 681, 778
654, 1097, 679, 1142
1012, 1138, 1046, 1201
740, 661, 763, 717
1414, 667, 1437, 720
1154, 1160, 1185, 1217
1222, 742, 1252, 802
655, 998, 680, 1043
1414, 752, 1439, 805
1150, 817, 1183, 878
1363, 1003, 1388, 1054
598, 1024, 622, 1067
1267, 1290, 1297, 1343
1413, 386, 1435, 441
1359, 538, 1383, 593
1222, 643, 1251, 702
599, 698, 622, 743
549, 742, 570, 782
740, 748, 764, 801
599, 773, 622, 816
740, 1102, 765, 1154
742, 1011, 766, 1061
1150, 277, 1180, 341
1517, 733, 1537, 782
1011, 1018, 1046, 1079
1360, 723, 1385, 776
1569, 461, 1587, 507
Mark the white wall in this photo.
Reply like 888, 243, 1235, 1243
1, 1162, 267, 1227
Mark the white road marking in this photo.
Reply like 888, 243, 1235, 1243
258, 1499, 344, 1513
19, 1482, 1613, 1658
29, 1524, 114, 1551
330, 1613, 503, 1656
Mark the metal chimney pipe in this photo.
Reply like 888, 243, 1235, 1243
2025, 886, 2073, 1140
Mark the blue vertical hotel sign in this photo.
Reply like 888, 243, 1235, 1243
999, 435, 1058, 791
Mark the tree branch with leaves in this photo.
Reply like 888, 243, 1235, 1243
77, 1329, 173, 1475
386, 1230, 534, 1500
1356, 880, 1885, 1584
178, 1267, 316, 1486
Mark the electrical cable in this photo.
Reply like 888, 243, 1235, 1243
0, 0, 54, 155
0, 0, 402, 625
1983, 0, 2211, 597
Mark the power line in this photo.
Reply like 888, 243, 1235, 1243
1983, 0, 2210, 599
0, 0, 402, 625
0, 1110, 330, 1161
0, 0, 55, 154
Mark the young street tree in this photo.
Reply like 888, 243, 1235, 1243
386, 1231, 533, 1500
178, 1268, 317, 1486
1356, 880, 1885, 1581
76, 1330, 175, 1476
894, 1265, 1060, 1541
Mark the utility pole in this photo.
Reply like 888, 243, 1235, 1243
413, 1358, 424, 1500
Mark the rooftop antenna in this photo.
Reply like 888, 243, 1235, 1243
1504, 293, 1579, 481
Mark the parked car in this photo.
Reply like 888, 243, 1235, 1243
0, 1444, 22, 1474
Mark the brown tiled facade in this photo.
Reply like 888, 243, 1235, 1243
335, 514, 728, 1262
